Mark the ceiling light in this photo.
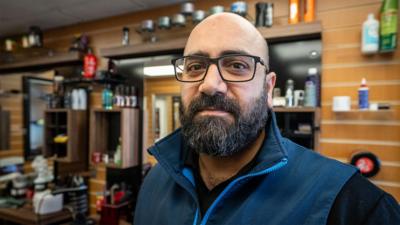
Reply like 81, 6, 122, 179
143, 65, 175, 77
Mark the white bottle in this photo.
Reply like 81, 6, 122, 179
71, 89, 79, 110
362, 13, 379, 54
78, 89, 87, 110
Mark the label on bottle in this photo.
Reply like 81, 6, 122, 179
364, 23, 379, 45
381, 9, 398, 35
358, 88, 369, 109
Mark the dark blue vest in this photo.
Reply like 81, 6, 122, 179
134, 112, 357, 225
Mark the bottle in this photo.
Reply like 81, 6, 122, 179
102, 85, 113, 110
114, 138, 122, 166
362, 14, 380, 54
358, 78, 369, 110
124, 86, 131, 108
304, 68, 319, 107
304, 0, 315, 22
78, 89, 87, 110
379, 0, 398, 52
71, 89, 79, 110
130, 86, 138, 108
289, 0, 300, 24
83, 48, 97, 78
113, 86, 121, 107
122, 27, 129, 46
285, 79, 294, 107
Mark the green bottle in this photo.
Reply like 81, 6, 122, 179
379, 0, 398, 52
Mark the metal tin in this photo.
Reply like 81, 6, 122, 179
158, 16, 171, 29
181, 2, 194, 16
122, 27, 129, 46
141, 20, 155, 32
172, 14, 186, 27
255, 2, 274, 27
231, 1, 248, 16
192, 10, 206, 24
209, 5, 224, 15
265, 3, 274, 27
5, 39, 15, 51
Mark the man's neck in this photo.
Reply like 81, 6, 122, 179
198, 130, 266, 190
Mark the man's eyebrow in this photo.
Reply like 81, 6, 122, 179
185, 51, 209, 57
185, 50, 251, 57
220, 50, 251, 56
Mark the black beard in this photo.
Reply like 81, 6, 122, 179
180, 89, 269, 157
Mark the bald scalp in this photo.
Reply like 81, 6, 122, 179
185, 12, 269, 66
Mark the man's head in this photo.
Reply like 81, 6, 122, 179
178, 12, 276, 156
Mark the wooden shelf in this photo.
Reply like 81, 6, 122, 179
333, 109, 393, 113
274, 107, 319, 113
100, 21, 322, 59
101, 38, 187, 59
90, 108, 140, 168
44, 109, 88, 163
0, 51, 82, 73
258, 21, 322, 42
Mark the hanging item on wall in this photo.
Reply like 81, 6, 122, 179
303, 0, 316, 22
69, 34, 89, 53
350, 151, 381, 178
361, 14, 379, 54
138, 20, 157, 42
28, 26, 43, 48
255, 2, 274, 27
181, 2, 195, 16
83, 48, 97, 79
122, 27, 130, 46
192, 10, 206, 24
231, 1, 248, 17
172, 14, 186, 27
158, 16, 171, 29
288, 0, 300, 24
379, 0, 398, 52
209, 5, 225, 15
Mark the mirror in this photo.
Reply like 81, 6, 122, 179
23, 76, 53, 159
0, 106, 10, 150
153, 94, 181, 141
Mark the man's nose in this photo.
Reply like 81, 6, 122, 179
198, 64, 227, 96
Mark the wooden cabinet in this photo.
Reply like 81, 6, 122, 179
274, 107, 320, 151
90, 108, 140, 168
43, 109, 88, 162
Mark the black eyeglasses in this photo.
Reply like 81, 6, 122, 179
171, 54, 268, 82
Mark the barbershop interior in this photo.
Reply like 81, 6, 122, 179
0, 0, 399, 224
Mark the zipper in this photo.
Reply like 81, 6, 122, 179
199, 158, 288, 225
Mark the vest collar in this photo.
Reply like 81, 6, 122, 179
148, 110, 288, 176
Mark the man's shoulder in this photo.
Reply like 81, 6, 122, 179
328, 172, 400, 225
283, 138, 356, 172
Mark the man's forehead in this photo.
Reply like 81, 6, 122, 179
184, 49, 252, 57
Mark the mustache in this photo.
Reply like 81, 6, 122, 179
185, 93, 241, 119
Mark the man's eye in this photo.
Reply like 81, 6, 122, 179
187, 63, 205, 72
227, 61, 248, 70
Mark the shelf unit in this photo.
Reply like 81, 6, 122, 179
90, 108, 140, 168
100, 21, 322, 59
273, 107, 320, 151
43, 109, 88, 162
0, 51, 82, 74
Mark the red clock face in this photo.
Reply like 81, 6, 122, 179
355, 157, 374, 174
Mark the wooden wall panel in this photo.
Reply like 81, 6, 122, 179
0, 0, 399, 207
321, 124, 400, 142
321, 105, 400, 121
319, 142, 400, 162
322, 63, 400, 83
322, 84, 400, 102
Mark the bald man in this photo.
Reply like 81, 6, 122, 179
134, 13, 400, 225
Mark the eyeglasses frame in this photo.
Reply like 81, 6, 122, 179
171, 54, 269, 83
